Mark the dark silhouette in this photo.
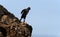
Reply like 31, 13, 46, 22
20, 7, 31, 22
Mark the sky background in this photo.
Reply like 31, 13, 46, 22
0, 0, 60, 37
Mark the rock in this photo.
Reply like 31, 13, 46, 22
0, 5, 33, 37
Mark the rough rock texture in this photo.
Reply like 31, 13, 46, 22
0, 5, 32, 37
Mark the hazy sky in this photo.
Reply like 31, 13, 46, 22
0, 0, 60, 37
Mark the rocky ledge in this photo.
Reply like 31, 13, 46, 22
0, 5, 33, 37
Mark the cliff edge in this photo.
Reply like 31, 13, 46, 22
0, 5, 33, 37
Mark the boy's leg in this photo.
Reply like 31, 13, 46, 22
23, 16, 26, 22
20, 17, 22, 22
24, 19, 25, 22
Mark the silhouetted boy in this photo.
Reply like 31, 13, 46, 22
20, 7, 31, 22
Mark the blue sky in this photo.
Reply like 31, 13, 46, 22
0, 0, 60, 37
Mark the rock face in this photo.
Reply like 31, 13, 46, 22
0, 5, 32, 37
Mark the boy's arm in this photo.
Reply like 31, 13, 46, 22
21, 9, 25, 14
